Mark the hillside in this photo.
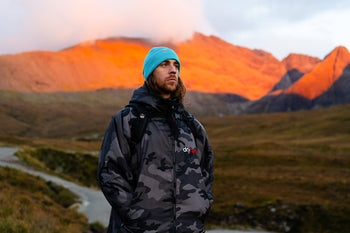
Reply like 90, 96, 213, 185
203, 103, 350, 232
0, 89, 250, 139
0, 166, 93, 232
1, 102, 350, 233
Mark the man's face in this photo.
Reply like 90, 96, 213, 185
151, 59, 179, 98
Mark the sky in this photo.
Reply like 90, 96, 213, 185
1, 0, 350, 60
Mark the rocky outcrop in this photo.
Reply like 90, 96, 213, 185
270, 69, 304, 92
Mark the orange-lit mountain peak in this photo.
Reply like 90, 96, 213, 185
178, 33, 286, 100
325, 46, 350, 78
2, 34, 349, 102
323, 46, 349, 60
282, 53, 320, 74
285, 46, 350, 100
0, 33, 287, 100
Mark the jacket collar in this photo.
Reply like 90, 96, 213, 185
129, 83, 184, 113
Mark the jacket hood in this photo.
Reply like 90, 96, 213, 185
129, 82, 185, 113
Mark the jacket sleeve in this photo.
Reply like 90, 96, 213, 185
97, 108, 135, 210
196, 120, 214, 206
203, 131, 214, 206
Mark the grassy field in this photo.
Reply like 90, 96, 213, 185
1, 93, 350, 232
203, 104, 350, 232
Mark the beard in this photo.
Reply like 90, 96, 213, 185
156, 79, 178, 96
150, 74, 178, 97
147, 75, 185, 102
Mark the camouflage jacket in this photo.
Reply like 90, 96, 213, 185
97, 83, 214, 233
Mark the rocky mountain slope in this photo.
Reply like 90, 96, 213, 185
247, 46, 350, 113
0, 33, 349, 113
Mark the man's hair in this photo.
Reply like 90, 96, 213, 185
146, 75, 186, 103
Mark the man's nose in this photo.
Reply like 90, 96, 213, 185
169, 64, 177, 73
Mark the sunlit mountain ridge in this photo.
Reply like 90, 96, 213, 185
0, 33, 349, 107
284, 46, 350, 100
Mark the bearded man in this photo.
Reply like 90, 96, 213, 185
98, 47, 214, 233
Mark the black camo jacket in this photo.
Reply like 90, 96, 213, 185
97, 83, 214, 233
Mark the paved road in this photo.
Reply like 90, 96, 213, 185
0, 147, 269, 233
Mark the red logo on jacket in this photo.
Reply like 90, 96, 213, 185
183, 147, 197, 155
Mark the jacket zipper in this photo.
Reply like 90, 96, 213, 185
171, 106, 177, 232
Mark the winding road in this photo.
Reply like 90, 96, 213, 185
0, 147, 269, 233
0, 147, 110, 226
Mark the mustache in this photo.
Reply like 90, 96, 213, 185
168, 74, 178, 79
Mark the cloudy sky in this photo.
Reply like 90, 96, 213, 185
1, 0, 350, 60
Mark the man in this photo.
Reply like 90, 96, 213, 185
97, 47, 214, 233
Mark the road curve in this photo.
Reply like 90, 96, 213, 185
0, 147, 111, 226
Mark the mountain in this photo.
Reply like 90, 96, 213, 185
282, 53, 321, 74
0, 33, 286, 100
270, 54, 321, 92
285, 46, 350, 100
0, 38, 147, 93
177, 34, 286, 100
0, 33, 350, 114
247, 46, 350, 113
314, 63, 350, 107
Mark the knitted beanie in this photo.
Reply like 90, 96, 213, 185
142, 47, 181, 80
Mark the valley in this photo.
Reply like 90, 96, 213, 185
1, 98, 349, 232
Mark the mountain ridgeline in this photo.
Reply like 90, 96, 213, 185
0, 33, 350, 114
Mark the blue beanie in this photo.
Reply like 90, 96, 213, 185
142, 47, 181, 80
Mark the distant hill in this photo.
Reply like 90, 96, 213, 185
0, 33, 350, 113
0, 89, 250, 138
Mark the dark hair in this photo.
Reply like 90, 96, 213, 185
146, 75, 186, 104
